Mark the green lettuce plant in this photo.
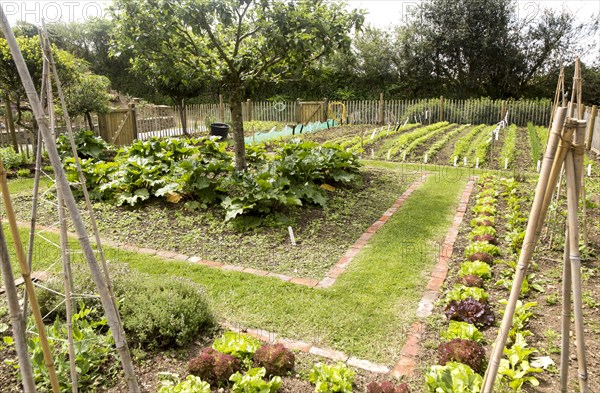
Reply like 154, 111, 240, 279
213, 332, 262, 365
441, 321, 484, 343
230, 367, 282, 393
425, 362, 482, 393
459, 261, 492, 279
309, 362, 354, 393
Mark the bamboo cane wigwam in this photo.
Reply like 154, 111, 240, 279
483, 62, 591, 392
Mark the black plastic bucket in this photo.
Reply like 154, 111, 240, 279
210, 123, 229, 140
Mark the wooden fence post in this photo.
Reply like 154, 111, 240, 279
219, 94, 225, 123
3, 98, 19, 153
322, 98, 329, 122
379, 92, 384, 125
129, 103, 138, 140
587, 105, 597, 149
246, 99, 252, 122
295, 98, 302, 124
439, 96, 445, 122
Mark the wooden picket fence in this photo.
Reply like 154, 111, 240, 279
1, 96, 599, 149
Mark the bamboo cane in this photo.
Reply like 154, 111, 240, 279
0, 160, 60, 393
565, 145, 589, 392
559, 224, 571, 392
0, 224, 37, 392
0, 9, 140, 392
58, 187, 79, 393
23, 32, 49, 317
481, 107, 567, 392
43, 48, 79, 391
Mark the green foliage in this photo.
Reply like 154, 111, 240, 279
459, 261, 492, 279
388, 122, 450, 158
441, 321, 484, 344
8, 306, 118, 391
65, 73, 111, 118
425, 362, 482, 393
213, 332, 262, 365
499, 300, 537, 340
444, 285, 489, 304
468, 225, 496, 239
346, 123, 419, 153
36, 264, 214, 348
527, 122, 543, 167
498, 333, 542, 391
308, 362, 354, 393
472, 204, 496, 216
57, 129, 113, 160
158, 374, 211, 393
16, 168, 31, 177
0, 147, 30, 169
403, 123, 456, 158
499, 125, 517, 168
424, 124, 469, 160
450, 124, 486, 164
230, 367, 282, 393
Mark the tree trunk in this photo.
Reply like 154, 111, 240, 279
4, 96, 19, 153
86, 112, 94, 132
178, 98, 189, 136
229, 88, 246, 170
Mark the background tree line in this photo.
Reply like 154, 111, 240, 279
1, 0, 600, 112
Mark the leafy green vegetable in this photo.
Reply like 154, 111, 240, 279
464, 242, 501, 257
158, 374, 211, 393
459, 261, 492, 279
425, 362, 483, 393
309, 362, 354, 393
441, 321, 484, 343
213, 332, 262, 363
444, 285, 489, 304
230, 367, 282, 393
498, 333, 542, 391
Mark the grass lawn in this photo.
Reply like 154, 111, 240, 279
1, 163, 468, 365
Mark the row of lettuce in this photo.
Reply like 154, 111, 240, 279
425, 176, 546, 392
159, 331, 410, 393
56, 131, 361, 221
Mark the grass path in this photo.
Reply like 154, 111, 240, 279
1, 164, 467, 364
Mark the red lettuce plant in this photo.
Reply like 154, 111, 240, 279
437, 338, 486, 374
366, 380, 410, 393
253, 343, 295, 376
458, 274, 484, 288
188, 347, 241, 386
444, 298, 495, 328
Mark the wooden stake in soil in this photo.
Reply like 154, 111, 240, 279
0, 9, 140, 392
0, 224, 36, 392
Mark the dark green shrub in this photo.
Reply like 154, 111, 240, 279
36, 264, 214, 348
253, 343, 295, 377
188, 348, 241, 386
0, 146, 29, 169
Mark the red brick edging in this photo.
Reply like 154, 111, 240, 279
390, 179, 475, 379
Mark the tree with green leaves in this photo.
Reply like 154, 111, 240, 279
112, 0, 364, 170
65, 73, 111, 131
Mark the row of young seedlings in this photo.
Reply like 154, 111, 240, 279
159, 331, 411, 393
425, 176, 544, 392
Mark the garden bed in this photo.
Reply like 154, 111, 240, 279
10, 168, 415, 279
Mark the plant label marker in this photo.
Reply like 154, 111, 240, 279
537, 160, 541, 172
464, 157, 467, 166
476, 158, 480, 169
387, 150, 391, 161
371, 129, 377, 139
387, 124, 391, 132
454, 156, 458, 167
288, 227, 296, 246
505, 158, 509, 170
424, 154, 428, 164
588, 164, 592, 177
403, 151, 407, 161
371, 149, 375, 159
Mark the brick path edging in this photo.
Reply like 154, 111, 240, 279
390, 179, 475, 379
11, 174, 429, 289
